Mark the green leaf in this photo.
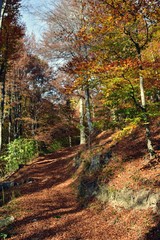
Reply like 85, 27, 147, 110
0, 233, 8, 239
53, 215, 61, 219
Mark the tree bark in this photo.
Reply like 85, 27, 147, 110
79, 95, 86, 144
85, 85, 93, 147
0, 0, 7, 30
138, 51, 155, 158
0, 63, 6, 150
0, 0, 7, 150
69, 136, 72, 147
85, 86, 93, 134
8, 90, 12, 143
139, 73, 155, 158
0, 106, 2, 150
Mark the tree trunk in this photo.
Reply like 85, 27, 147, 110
8, 116, 11, 143
0, 0, 7, 30
85, 86, 93, 134
31, 117, 37, 136
79, 96, 86, 144
0, 0, 7, 149
69, 136, 72, 147
8, 91, 12, 143
85, 86, 93, 147
139, 73, 155, 158
138, 47, 155, 158
13, 87, 22, 138
0, 106, 2, 150
124, 19, 156, 159
18, 96, 22, 136
0, 66, 6, 150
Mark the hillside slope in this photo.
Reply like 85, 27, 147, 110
0, 124, 160, 240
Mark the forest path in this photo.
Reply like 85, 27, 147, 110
5, 146, 113, 240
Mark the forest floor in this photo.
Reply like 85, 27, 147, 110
0, 125, 160, 240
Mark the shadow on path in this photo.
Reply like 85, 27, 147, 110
144, 217, 160, 240
3, 146, 85, 239
9, 146, 80, 196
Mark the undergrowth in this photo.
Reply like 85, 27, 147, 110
0, 138, 38, 177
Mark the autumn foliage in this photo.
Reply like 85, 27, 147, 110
0, 0, 160, 157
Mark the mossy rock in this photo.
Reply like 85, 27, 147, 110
97, 186, 160, 212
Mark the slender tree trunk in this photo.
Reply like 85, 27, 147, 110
31, 118, 35, 136
13, 93, 19, 139
0, 82, 5, 150
139, 73, 155, 158
138, 51, 155, 158
79, 96, 86, 144
0, 0, 7, 30
69, 136, 72, 147
85, 86, 93, 133
85, 86, 93, 147
0, 1, 8, 148
0, 107, 2, 150
18, 95, 22, 136
8, 90, 12, 143
139, 75, 145, 108
13, 85, 22, 138
8, 116, 11, 143
0, 65, 6, 150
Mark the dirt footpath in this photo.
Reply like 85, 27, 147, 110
4, 147, 112, 240
2, 146, 156, 240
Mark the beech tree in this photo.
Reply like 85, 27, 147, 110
0, 0, 24, 150
5, 40, 54, 141
77, 0, 159, 157
39, 0, 95, 145
21, 1, 160, 156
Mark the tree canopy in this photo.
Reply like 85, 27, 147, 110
0, 0, 159, 171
